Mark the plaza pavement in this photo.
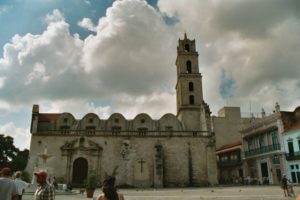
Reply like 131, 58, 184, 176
23, 185, 300, 200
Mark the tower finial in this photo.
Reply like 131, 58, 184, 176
184, 32, 187, 40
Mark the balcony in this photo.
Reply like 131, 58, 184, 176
217, 160, 242, 167
286, 151, 300, 161
245, 144, 281, 157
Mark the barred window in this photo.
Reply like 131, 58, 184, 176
112, 126, 121, 134
86, 126, 95, 135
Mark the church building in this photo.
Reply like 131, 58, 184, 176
26, 34, 218, 187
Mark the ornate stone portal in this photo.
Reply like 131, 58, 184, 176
60, 137, 102, 184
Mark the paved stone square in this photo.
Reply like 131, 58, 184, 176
23, 185, 300, 200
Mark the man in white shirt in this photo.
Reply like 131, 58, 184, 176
0, 167, 19, 200
14, 171, 30, 200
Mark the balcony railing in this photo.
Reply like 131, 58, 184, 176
245, 144, 281, 157
286, 151, 300, 161
217, 160, 242, 167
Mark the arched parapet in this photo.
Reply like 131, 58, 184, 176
133, 113, 154, 131
56, 112, 76, 132
294, 106, 300, 120
80, 113, 101, 132
159, 113, 183, 131
106, 113, 127, 132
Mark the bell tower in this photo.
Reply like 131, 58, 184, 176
176, 33, 205, 130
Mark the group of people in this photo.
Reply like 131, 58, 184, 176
0, 167, 31, 200
0, 167, 125, 200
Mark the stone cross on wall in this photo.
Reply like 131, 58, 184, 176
38, 147, 53, 166
138, 158, 146, 173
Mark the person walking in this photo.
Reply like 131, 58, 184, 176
97, 176, 125, 200
52, 176, 58, 190
34, 170, 55, 200
0, 167, 19, 200
14, 171, 30, 200
281, 174, 289, 197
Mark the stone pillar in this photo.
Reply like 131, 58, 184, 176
188, 144, 193, 186
154, 144, 164, 188
66, 152, 73, 183
206, 137, 218, 185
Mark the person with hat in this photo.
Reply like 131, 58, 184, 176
14, 171, 31, 200
0, 167, 19, 200
97, 176, 125, 200
34, 170, 55, 200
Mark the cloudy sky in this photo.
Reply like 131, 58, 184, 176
0, 0, 299, 150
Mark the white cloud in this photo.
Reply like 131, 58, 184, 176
111, 92, 176, 119
44, 9, 65, 24
0, 77, 6, 88
0, 1, 176, 106
42, 99, 112, 119
40, 91, 175, 120
158, 0, 300, 114
0, 5, 9, 16
25, 62, 49, 85
78, 18, 97, 32
0, 9, 84, 103
0, 122, 30, 150
84, 0, 91, 6
81, 0, 177, 97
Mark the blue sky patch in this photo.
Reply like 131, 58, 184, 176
219, 69, 235, 98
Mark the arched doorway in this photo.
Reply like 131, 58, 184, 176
72, 157, 88, 186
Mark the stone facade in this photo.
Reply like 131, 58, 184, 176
239, 103, 298, 185
281, 107, 300, 183
26, 34, 218, 187
212, 107, 251, 149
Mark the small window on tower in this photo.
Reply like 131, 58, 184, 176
189, 95, 195, 105
186, 60, 192, 73
184, 44, 190, 52
189, 82, 194, 91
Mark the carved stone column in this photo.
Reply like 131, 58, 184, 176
154, 144, 164, 188
206, 136, 218, 185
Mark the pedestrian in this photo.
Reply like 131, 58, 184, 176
97, 176, 125, 200
34, 170, 55, 200
14, 171, 31, 200
281, 174, 289, 197
52, 176, 58, 190
0, 167, 19, 200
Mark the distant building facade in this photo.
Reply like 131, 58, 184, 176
216, 141, 243, 184
212, 107, 251, 185
240, 104, 300, 185
282, 108, 300, 183
26, 34, 218, 187
212, 107, 250, 150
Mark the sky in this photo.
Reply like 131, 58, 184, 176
0, 0, 300, 150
